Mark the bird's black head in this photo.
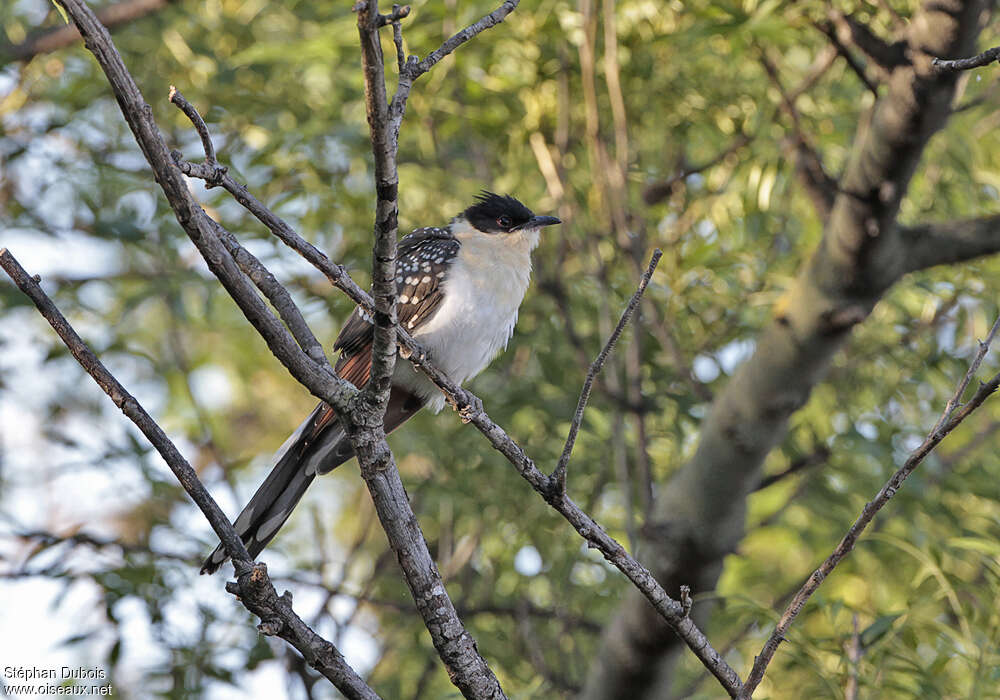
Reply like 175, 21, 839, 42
462, 191, 561, 234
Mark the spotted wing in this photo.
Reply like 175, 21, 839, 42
332, 227, 461, 387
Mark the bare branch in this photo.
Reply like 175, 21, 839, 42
53, 0, 356, 416
0, 249, 380, 700
356, 0, 400, 414
166, 89, 328, 367
391, 13, 406, 73
552, 250, 661, 494
376, 3, 411, 27
739, 316, 1000, 698
168, 86, 217, 164
0, 249, 253, 575
209, 217, 330, 367
408, 0, 520, 79
751, 446, 831, 492
933, 46, 1000, 72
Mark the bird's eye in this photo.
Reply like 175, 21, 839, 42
497, 215, 512, 229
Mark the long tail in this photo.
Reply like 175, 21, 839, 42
201, 389, 424, 574
200, 402, 352, 574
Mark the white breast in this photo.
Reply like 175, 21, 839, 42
395, 223, 539, 412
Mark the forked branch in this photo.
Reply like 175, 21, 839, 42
0, 249, 380, 700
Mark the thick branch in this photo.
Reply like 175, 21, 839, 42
900, 215, 1000, 272
356, 0, 400, 413
0, 249, 379, 700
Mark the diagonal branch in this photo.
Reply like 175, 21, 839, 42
0, 249, 380, 700
408, 0, 520, 79
642, 135, 751, 206
552, 250, 661, 493
815, 20, 881, 96
739, 315, 1000, 698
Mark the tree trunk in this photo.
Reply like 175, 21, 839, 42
581, 1, 989, 697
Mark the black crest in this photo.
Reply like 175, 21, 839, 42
463, 191, 534, 233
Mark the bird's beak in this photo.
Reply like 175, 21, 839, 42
517, 215, 561, 230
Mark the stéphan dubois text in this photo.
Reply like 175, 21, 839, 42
4, 667, 107, 681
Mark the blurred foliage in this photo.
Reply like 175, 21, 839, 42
2, 0, 1000, 698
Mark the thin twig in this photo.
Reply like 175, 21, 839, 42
169, 86, 216, 163
407, 0, 519, 80
551, 249, 661, 494
933, 46, 1000, 72
390, 6, 406, 73
739, 315, 1000, 698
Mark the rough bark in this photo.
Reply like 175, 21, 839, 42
581, 2, 989, 698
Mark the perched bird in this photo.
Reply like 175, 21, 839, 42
201, 192, 560, 574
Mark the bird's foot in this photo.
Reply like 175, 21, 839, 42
452, 390, 484, 424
